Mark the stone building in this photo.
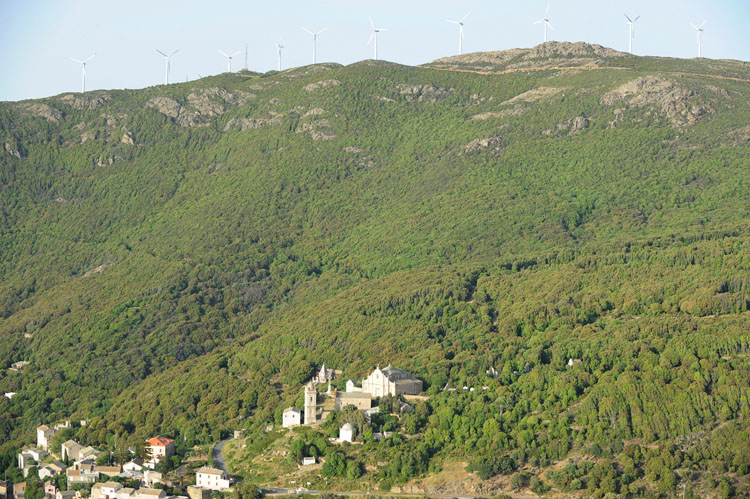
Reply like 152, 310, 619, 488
304, 381, 317, 424
282, 407, 301, 428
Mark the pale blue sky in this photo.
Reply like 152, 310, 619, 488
1, 0, 748, 102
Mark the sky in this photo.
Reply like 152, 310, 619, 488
1, 0, 749, 102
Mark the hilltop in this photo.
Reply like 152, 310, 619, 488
1, 43, 749, 497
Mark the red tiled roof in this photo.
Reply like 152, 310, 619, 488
146, 436, 174, 447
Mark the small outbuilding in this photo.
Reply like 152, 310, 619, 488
339, 423, 354, 443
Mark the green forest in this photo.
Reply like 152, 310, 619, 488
1, 42, 749, 497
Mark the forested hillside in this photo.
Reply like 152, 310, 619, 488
1, 42, 749, 496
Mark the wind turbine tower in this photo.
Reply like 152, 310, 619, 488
533, 4, 554, 43
302, 27, 327, 64
156, 49, 179, 84
243, 43, 248, 70
690, 20, 707, 58
368, 17, 389, 60
624, 14, 640, 54
70, 54, 95, 93
276, 42, 284, 71
447, 11, 471, 55
218, 49, 241, 72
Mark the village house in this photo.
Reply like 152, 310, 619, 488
282, 407, 301, 428
146, 436, 175, 460
116, 488, 135, 499
91, 482, 122, 499
93, 465, 122, 477
301, 457, 316, 466
36, 426, 54, 450
195, 467, 232, 491
123, 460, 144, 473
361, 365, 423, 397
44, 482, 58, 497
135, 491, 165, 499
55, 491, 77, 499
0, 480, 10, 499
18, 448, 48, 472
61, 441, 81, 462
38, 462, 66, 480
65, 467, 98, 486
186, 486, 210, 499
143, 470, 163, 487
12, 482, 25, 499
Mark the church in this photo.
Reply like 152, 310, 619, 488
361, 365, 423, 397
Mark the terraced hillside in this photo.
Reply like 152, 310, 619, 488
1, 42, 749, 496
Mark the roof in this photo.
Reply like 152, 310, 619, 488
95, 466, 122, 473
137, 489, 165, 496
57, 492, 76, 498
195, 467, 225, 476
62, 440, 80, 448
283, 407, 301, 414
37, 425, 50, 431
146, 436, 174, 447
336, 392, 371, 400
340, 423, 354, 431
101, 482, 122, 489
119, 488, 135, 495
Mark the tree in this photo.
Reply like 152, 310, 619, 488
510, 472, 525, 490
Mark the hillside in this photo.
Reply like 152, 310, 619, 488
1, 42, 749, 496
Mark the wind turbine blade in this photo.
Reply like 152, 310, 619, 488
84, 54, 95, 63
302, 27, 314, 35
71, 57, 83, 64
699, 19, 708, 28
462, 10, 471, 21
379, 28, 390, 31
318, 27, 328, 34
547, 22, 554, 31
231, 51, 241, 57
690, 23, 699, 30
634, 16, 640, 23
447, 20, 460, 24
369, 16, 375, 28
171, 49, 180, 57
367, 31, 375, 46
533, 19, 543, 25
545, 4, 550, 17
156, 49, 168, 57
218, 49, 229, 57
624, 13, 633, 23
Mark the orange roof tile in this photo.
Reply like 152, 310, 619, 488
146, 436, 174, 447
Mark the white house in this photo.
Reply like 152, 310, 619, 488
123, 460, 144, 473
301, 457, 316, 466
339, 423, 354, 443
345, 380, 362, 392
282, 407, 302, 428
195, 467, 232, 491
18, 448, 48, 469
38, 462, 66, 480
146, 436, 175, 460
134, 489, 166, 499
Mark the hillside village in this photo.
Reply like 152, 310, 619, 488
1, 365, 424, 499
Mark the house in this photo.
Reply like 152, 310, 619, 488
0, 480, 10, 499
334, 391, 371, 411
361, 365, 423, 397
12, 482, 25, 499
61, 440, 83, 462
18, 448, 48, 470
123, 460, 144, 473
38, 462, 66, 480
37, 425, 55, 450
282, 407, 302, 428
339, 423, 354, 443
94, 466, 122, 477
143, 470, 163, 487
91, 482, 123, 499
79, 446, 103, 462
186, 486, 210, 499
65, 468, 97, 485
301, 457, 316, 466
195, 467, 232, 491
363, 407, 380, 422
116, 488, 135, 499
55, 492, 77, 499
44, 482, 58, 497
134, 489, 166, 499
146, 436, 175, 460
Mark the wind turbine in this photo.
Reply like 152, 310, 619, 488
276, 41, 284, 71
533, 4, 554, 43
302, 27, 327, 64
447, 11, 471, 55
155, 49, 179, 84
624, 14, 640, 54
690, 20, 707, 58
368, 17, 389, 60
70, 54, 95, 93
243, 43, 248, 70
218, 49, 241, 72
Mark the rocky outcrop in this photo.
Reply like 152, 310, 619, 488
397, 84, 452, 103
148, 88, 251, 127
543, 116, 591, 136
470, 107, 526, 120
4, 141, 23, 159
21, 103, 63, 122
601, 77, 713, 127
430, 42, 627, 72
147, 97, 181, 119
502, 86, 563, 105
462, 137, 503, 154
121, 132, 135, 145
296, 118, 335, 141
304, 79, 340, 92
223, 113, 283, 132
57, 93, 111, 110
